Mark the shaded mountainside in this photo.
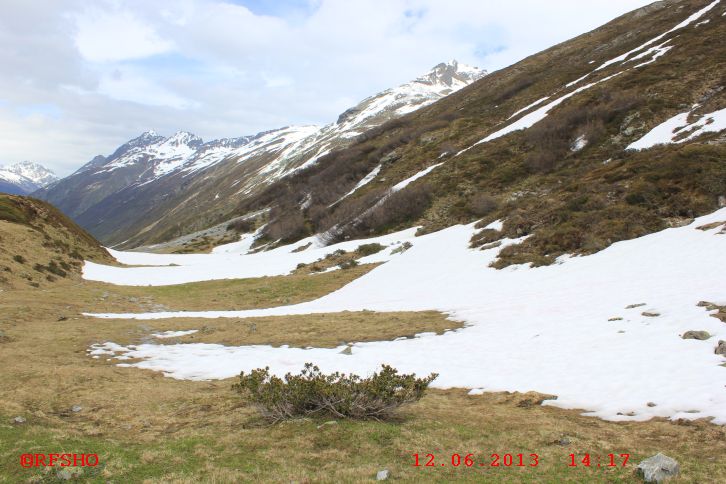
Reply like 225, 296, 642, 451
0, 161, 58, 195
0, 194, 112, 289
35, 61, 485, 248
232, 0, 726, 266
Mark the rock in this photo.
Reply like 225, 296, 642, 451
647, 402, 657, 407
13, 416, 26, 424
376, 469, 390, 481
57, 316, 68, 321
316, 420, 338, 429
558, 437, 571, 446
56, 467, 83, 480
608, 317, 623, 321
626, 303, 646, 309
715, 340, 726, 356
641, 312, 660, 317
339, 346, 353, 355
636, 453, 679, 482
719, 195, 726, 208
71, 405, 82, 413
682, 331, 710, 340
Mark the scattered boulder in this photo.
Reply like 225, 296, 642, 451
376, 469, 390, 481
647, 402, 657, 407
636, 453, 679, 483
316, 420, 338, 429
609, 317, 623, 321
682, 331, 710, 340
642, 312, 660, 318
715, 340, 726, 356
558, 437, 571, 446
13, 416, 26, 424
56, 467, 83, 480
71, 405, 82, 413
626, 303, 646, 309
339, 346, 353, 355
57, 316, 68, 321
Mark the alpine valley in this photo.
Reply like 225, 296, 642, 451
2, 1, 726, 482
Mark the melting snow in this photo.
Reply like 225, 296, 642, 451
391, 163, 444, 191
331, 164, 382, 206
595, 0, 720, 72
627, 107, 726, 150
152, 330, 198, 339
85, 209, 726, 424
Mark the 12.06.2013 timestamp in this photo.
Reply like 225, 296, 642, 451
413, 453, 540, 468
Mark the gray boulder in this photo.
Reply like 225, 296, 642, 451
376, 469, 390, 481
636, 453, 679, 482
682, 331, 710, 340
715, 340, 726, 356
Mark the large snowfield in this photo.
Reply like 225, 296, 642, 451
86, 209, 726, 424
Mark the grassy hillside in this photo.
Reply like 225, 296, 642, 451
0, 194, 112, 289
228, 0, 725, 266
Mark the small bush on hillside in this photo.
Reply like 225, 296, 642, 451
338, 259, 359, 270
356, 243, 385, 256
227, 218, 255, 233
468, 194, 499, 217
12, 255, 26, 264
233, 363, 437, 422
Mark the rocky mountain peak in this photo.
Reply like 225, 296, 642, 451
416, 60, 486, 88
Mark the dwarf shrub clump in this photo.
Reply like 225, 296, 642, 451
233, 363, 437, 422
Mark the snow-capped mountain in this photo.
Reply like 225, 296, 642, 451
0, 161, 58, 194
36, 61, 486, 245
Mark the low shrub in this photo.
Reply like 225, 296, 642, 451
468, 194, 499, 217
356, 243, 385, 256
233, 363, 437, 422
12, 255, 26, 264
338, 259, 359, 270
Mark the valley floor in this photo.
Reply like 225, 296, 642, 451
1, 276, 725, 482
2, 209, 726, 482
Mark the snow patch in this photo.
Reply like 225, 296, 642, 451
627, 107, 726, 150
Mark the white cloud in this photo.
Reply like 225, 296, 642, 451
0, 0, 655, 176
74, 9, 174, 62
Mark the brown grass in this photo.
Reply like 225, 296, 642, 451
1, 273, 725, 482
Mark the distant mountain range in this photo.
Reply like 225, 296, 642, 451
0, 161, 58, 195
35, 61, 485, 246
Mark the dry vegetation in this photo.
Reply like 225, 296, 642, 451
0, 195, 112, 289
1, 275, 725, 482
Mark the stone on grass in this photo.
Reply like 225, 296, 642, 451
13, 416, 26, 424
316, 420, 338, 429
376, 469, 390, 481
636, 453, 679, 482
71, 405, 82, 413
56, 467, 83, 480
682, 331, 710, 340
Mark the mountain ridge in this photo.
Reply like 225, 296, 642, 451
0, 161, 58, 195
35, 60, 486, 246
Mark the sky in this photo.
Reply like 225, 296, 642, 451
0, 0, 655, 176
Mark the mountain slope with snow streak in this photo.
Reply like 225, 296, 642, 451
86, 208, 726, 424
248, 0, 725, 267
35, 61, 484, 247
